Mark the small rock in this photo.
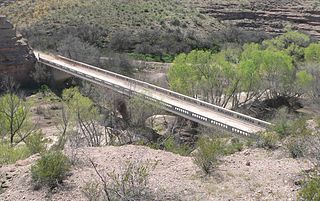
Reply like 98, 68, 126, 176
51, 187, 58, 194
294, 180, 303, 186
1, 182, 9, 188
66, 172, 73, 177
246, 161, 251, 166
244, 150, 250, 156
5, 175, 12, 180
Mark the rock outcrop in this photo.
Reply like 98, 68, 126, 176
0, 16, 35, 84
198, 0, 320, 39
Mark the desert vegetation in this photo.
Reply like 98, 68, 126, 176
1, 29, 320, 200
2, 0, 320, 200
168, 31, 320, 113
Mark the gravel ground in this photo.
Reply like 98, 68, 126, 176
0, 145, 312, 201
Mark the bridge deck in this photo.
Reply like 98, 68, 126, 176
37, 52, 268, 135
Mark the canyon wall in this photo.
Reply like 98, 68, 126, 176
197, 0, 320, 39
0, 16, 36, 85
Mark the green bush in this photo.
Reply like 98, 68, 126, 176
298, 176, 320, 201
257, 132, 279, 150
84, 160, 159, 201
193, 137, 223, 175
148, 136, 193, 156
162, 136, 193, 156
271, 108, 291, 138
272, 116, 311, 138
31, 151, 70, 189
25, 131, 48, 154
0, 144, 31, 165
223, 139, 244, 155
39, 85, 50, 97
286, 137, 304, 158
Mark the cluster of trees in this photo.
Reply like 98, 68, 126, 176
168, 31, 320, 109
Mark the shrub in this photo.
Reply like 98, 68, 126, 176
0, 144, 31, 165
272, 115, 311, 139
193, 137, 223, 175
298, 176, 320, 201
31, 151, 70, 189
257, 132, 279, 150
271, 107, 291, 138
39, 85, 50, 97
162, 136, 193, 156
81, 182, 102, 201
223, 139, 244, 155
285, 137, 304, 158
288, 118, 311, 137
25, 131, 48, 154
302, 134, 320, 168
86, 159, 159, 201
148, 136, 193, 156
107, 160, 154, 200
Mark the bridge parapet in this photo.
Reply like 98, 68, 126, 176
37, 52, 271, 137
55, 55, 271, 128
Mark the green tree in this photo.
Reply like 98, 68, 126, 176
296, 70, 314, 95
305, 43, 320, 63
62, 87, 103, 147
167, 52, 199, 96
239, 46, 294, 99
0, 93, 33, 146
263, 31, 310, 62
168, 50, 241, 108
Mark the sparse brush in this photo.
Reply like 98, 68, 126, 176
257, 132, 279, 150
298, 175, 320, 201
85, 159, 160, 201
193, 137, 223, 175
31, 151, 70, 189
0, 144, 31, 165
25, 130, 48, 154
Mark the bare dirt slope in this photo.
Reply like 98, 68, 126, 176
0, 145, 311, 201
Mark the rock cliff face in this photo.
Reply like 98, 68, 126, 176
197, 0, 320, 39
0, 16, 35, 84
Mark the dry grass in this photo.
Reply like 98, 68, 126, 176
0, 0, 220, 33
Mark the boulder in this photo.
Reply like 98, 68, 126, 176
145, 115, 178, 136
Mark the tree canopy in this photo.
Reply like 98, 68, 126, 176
168, 31, 319, 108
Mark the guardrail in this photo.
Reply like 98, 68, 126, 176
38, 53, 271, 137
54, 54, 271, 127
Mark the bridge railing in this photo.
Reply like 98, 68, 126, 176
54, 54, 271, 128
39, 55, 264, 137
38, 53, 271, 131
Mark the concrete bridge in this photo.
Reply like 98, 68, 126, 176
35, 51, 272, 137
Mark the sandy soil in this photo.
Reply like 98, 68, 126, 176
0, 145, 312, 201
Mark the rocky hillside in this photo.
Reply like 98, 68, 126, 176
0, 16, 35, 84
0, 146, 312, 201
196, 0, 320, 39
1, 0, 320, 63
